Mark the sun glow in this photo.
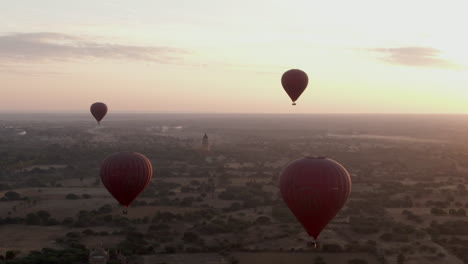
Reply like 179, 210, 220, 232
1, 0, 468, 113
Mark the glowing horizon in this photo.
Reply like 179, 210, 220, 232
1, 0, 467, 114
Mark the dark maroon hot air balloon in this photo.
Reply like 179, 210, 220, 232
281, 69, 309, 105
90, 102, 108, 124
280, 157, 351, 241
100, 152, 153, 207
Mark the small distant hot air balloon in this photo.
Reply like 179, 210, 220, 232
100, 152, 153, 208
90, 102, 108, 124
280, 157, 351, 243
281, 69, 308, 105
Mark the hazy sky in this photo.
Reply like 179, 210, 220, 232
1, 0, 467, 113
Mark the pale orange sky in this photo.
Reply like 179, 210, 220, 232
1, 0, 467, 113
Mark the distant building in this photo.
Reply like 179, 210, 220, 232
89, 247, 109, 264
202, 133, 210, 151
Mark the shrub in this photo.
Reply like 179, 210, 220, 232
66, 193, 80, 200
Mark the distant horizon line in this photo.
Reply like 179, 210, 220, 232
1, 111, 468, 115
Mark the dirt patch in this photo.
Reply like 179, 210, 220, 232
0, 225, 66, 253
233, 252, 380, 264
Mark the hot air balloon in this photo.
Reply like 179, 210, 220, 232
90, 102, 108, 124
280, 157, 351, 243
281, 69, 308, 105
100, 152, 153, 209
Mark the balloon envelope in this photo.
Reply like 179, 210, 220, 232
280, 157, 351, 239
90, 102, 108, 124
100, 152, 153, 207
281, 69, 308, 104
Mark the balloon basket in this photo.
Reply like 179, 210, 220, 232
312, 241, 317, 248
292, 102, 296, 106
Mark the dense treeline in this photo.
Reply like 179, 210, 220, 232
1, 244, 88, 264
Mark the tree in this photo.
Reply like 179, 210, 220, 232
1, 246, 87, 263
66, 193, 80, 200
26, 213, 41, 225
45, 218, 59, 226
255, 216, 271, 225
66, 232, 81, 238
379, 233, 392, 242
82, 229, 96, 236
190, 180, 200, 186
348, 259, 368, 264
397, 253, 405, 264
63, 217, 74, 225
4, 191, 21, 200
164, 246, 176, 254
183, 232, 199, 243
314, 256, 326, 264
322, 243, 343, 252
5, 250, 19, 260
430, 208, 447, 216
37, 210, 50, 220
